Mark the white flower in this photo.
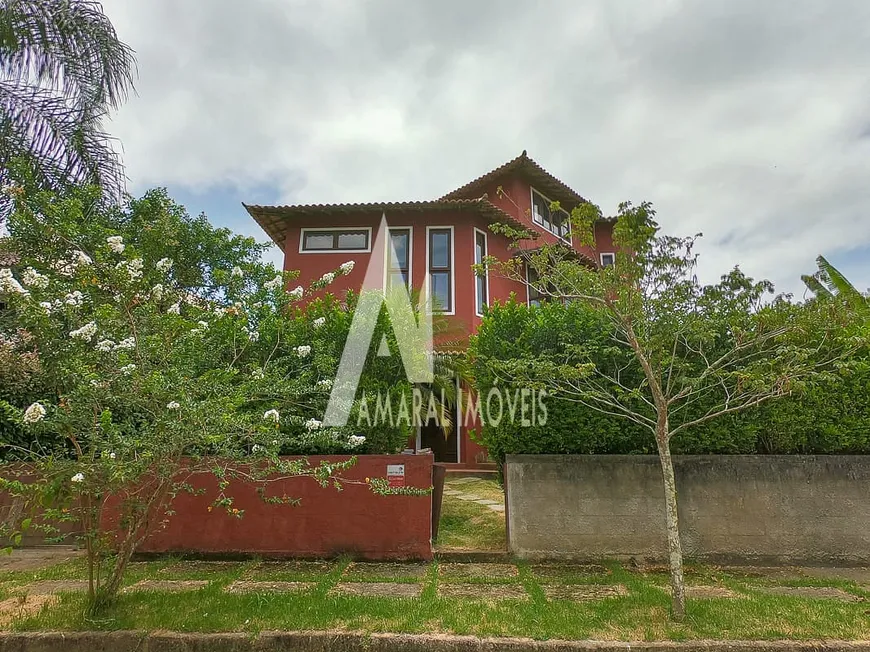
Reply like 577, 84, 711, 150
316, 379, 333, 389
167, 302, 181, 315
95, 339, 115, 353
348, 435, 366, 447
295, 345, 311, 358
70, 322, 98, 342
23, 403, 46, 424
252, 444, 264, 454
119, 364, 136, 376
70, 473, 85, 483
107, 236, 125, 254
313, 317, 326, 329
64, 291, 83, 306
264, 274, 283, 291
231, 266, 244, 278
339, 261, 355, 274
305, 418, 322, 432
252, 368, 265, 380
246, 330, 260, 342
21, 268, 49, 289
39, 301, 53, 314
213, 306, 226, 317
128, 258, 144, 280
0, 269, 28, 296
166, 401, 180, 410
73, 250, 92, 266
287, 286, 303, 300
114, 337, 135, 351
151, 284, 165, 300
319, 272, 336, 285
156, 258, 173, 272
263, 409, 280, 423
191, 320, 209, 335
109, 452, 116, 460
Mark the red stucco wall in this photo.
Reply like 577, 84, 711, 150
138, 455, 434, 560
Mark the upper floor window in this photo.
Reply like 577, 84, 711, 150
300, 228, 370, 253
600, 252, 615, 267
427, 227, 453, 313
474, 229, 488, 316
387, 228, 411, 289
531, 188, 570, 241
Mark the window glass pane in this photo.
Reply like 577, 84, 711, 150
476, 275, 487, 314
388, 271, 408, 289
430, 272, 450, 311
601, 253, 615, 267
337, 231, 367, 249
532, 193, 547, 225
303, 233, 334, 250
430, 231, 450, 268
528, 266, 542, 306
475, 232, 486, 264
389, 231, 409, 269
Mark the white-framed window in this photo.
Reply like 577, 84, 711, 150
425, 226, 454, 314
474, 228, 488, 316
526, 264, 543, 307
531, 188, 571, 242
600, 252, 615, 267
385, 227, 412, 290
299, 227, 372, 253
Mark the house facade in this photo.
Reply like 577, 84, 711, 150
246, 151, 615, 466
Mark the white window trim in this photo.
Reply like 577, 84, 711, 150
530, 187, 572, 245
525, 262, 537, 307
599, 252, 615, 267
383, 226, 413, 291
298, 226, 373, 254
473, 227, 489, 317
425, 225, 455, 316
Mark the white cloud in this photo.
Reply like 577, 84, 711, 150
101, 0, 870, 294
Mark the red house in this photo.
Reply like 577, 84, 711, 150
246, 151, 615, 467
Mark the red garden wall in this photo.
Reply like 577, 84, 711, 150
138, 455, 434, 561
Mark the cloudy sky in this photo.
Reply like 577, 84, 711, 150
100, 0, 870, 296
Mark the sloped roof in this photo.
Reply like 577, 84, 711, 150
439, 150, 588, 210
244, 197, 531, 251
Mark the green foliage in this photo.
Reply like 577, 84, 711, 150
0, 183, 427, 605
471, 298, 870, 465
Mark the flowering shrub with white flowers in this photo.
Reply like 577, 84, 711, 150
0, 185, 422, 607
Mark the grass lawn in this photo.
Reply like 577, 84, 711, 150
1, 556, 868, 640
435, 477, 506, 551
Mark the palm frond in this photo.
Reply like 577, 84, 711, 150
0, 0, 135, 109
0, 79, 123, 199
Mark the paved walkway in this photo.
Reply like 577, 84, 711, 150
442, 477, 505, 513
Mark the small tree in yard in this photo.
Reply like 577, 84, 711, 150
0, 183, 424, 608
481, 201, 856, 620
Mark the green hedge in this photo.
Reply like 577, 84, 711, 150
470, 299, 870, 464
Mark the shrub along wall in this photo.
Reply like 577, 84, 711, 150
470, 299, 870, 465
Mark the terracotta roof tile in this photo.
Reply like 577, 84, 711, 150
244, 198, 532, 251
439, 150, 589, 210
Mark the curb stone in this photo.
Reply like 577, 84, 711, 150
0, 632, 869, 652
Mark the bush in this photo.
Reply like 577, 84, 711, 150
470, 298, 870, 464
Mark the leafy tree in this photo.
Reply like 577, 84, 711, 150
0, 0, 135, 215
481, 201, 854, 620
0, 184, 425, 608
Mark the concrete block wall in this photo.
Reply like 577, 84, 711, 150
506, 455, 870, 565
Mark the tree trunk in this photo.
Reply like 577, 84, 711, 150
656, 418, 686, 621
